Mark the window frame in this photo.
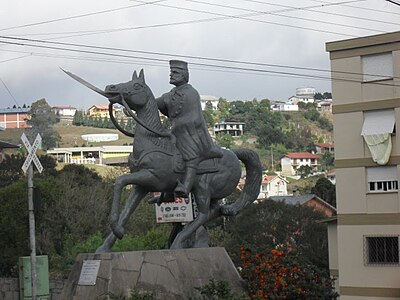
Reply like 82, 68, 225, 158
366, 166, 398, 194
361, 52, 394, 83
364, 235, 400, 266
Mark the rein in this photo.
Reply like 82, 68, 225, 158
109, 93, 171, 138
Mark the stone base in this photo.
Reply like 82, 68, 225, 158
61, 247, 245, 300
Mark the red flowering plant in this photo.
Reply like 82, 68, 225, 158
239, 246, 338, 299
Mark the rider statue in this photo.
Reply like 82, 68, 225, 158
156, 60, 222, 197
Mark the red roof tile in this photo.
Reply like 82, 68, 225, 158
284, 152, 320, 159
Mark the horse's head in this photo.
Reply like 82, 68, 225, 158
105, 69, 152, 111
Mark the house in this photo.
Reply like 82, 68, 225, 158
271, 103, 299, 112
88, 104, 109, 118
326, 31, 400, 298
0, 107, 30, 129
269, 194, 336, 217
317, 100, 333, 113
280, 152, 320, 176
258, 175, 288, 199
326, 169, 336, 185
47, 145, 132, 165
213, 121, 244, 137
52, 105, 77, 122
314, 142, 334, 154
288, 87, 316, 105
200, 95, 219, 110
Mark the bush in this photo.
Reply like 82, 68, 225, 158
240, 247, 338, 299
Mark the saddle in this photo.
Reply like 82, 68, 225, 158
128, 148, 220, 174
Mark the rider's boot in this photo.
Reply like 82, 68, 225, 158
175, 165, 197, 198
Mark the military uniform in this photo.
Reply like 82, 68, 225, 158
156, 60, 221, 197
157, 83, 217, 163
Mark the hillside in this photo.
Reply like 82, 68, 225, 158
0, 123, 133, 148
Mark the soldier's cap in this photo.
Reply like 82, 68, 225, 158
169, 60, 188, 70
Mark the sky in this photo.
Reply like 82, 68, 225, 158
0, 0, 399, 109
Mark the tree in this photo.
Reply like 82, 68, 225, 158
312, 177, 336, 207
203, 103, 215, 127
27, 98, 60, 149
314, 92, 323, 100
72, 110, 84, 126
224, 200, 329, 270
297, 165, 313, 178
215, 133, 234, 149
217, 98, 230, 121
320, 151, 334, 170
240, 247, 337, 299
323, 92, 332, 99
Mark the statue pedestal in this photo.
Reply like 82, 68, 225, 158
61, 247, 245, 300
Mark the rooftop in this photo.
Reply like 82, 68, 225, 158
0, 107, 30, 114
284, 152, 320, 159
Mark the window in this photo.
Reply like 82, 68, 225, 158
367, 166, 398, 193
362, 52, 393, 82
361, 109, 395, 165
364, 236, 399, 265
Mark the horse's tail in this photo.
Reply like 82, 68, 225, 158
220, 148, 262, 216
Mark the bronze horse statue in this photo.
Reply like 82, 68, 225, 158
64, 68, 262, 252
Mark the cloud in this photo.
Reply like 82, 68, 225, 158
0, 0, 398, 108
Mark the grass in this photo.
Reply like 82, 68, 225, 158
0, 122, 134, 148
55, 123, 133, 147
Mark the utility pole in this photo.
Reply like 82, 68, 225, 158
271, 146, 274, 171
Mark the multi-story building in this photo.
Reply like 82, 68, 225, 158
0, 107, 30, 129
88, 104, 110, 118
213, 121, 244, 137
258, 175, 288, 199
280, 152, 320, 176
52, 105, 77, 122
326, 31, 400, 299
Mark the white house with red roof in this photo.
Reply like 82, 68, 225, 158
258, 175, 288, 199
281, 152, 320, 176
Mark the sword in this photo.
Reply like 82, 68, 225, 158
61, 67, 171, 138
60, 68, 112, 98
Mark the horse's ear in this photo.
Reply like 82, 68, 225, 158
139, 69, 145, 82
132, 70, 138, 80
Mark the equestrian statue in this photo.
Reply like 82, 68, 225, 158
62, 60, 262, 252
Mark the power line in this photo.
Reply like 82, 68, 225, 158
309, 0, 400, 16
0, 54, 32, 64
0, 77, 20, 107
4, 0, 368, 41
128, 0, 360, 38
238, 0, 399, 26
0, 36, 399, 88
182, 0, 386, 34
0, 0, 168, 32
1, 35, 397, 80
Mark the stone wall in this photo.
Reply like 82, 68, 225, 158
0, 278, 66, 300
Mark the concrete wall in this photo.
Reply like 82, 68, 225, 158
0, 278, 65, 300
327, 31, 400, 299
